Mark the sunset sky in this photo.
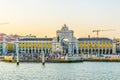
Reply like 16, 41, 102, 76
0, 0, 120, 38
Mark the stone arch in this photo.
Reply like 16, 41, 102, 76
55, 24, 77, 55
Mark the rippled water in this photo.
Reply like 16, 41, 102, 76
0, 62, 120, 80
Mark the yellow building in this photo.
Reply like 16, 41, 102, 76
18, 38, 52, 54
78, 38, 113, 55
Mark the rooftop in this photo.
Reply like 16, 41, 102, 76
19, 38, 53, 41
78, 38, 113, 42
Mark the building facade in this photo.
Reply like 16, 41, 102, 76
0, 24, 116, 55
78, 38, 114, 55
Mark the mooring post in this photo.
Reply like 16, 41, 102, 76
42, 50, 45, 65
16, 38, 19, 65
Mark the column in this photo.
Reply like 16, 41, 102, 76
76, 43, 79, 55
73, 44, 74, 54
108, 49, 110, 55
38, 48, 39, 54
91, 48, 93, 54
21, 43, 23, 54
101, 48, 103, 55
2, 36, 6, 55
84, 49, 86, 54
41, 48, 43, 54
44, 48, 46, 54
31, 48, 33, 53
34, 48, 36, 53
20, 43, 21, 54
98, 48, 100, 56
68, 43, 71, 55
88, 48, 89, 56
24, 48, 26, 54
41, 43, 43, 54
91, 48, 93, 57
80, 49, 83, 54
28, 47, 29, 54
113, 41, 116, 54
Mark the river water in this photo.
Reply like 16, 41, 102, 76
0, 62, 120, 80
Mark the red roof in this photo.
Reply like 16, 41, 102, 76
6, 38, 16, 41
13, 34, 20, 38
0, 33, 6, 36
0, 37, 3, 41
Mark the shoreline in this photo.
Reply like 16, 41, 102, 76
1, 55, 120, 63
1, 59, 83, 63
84, 58, 120, 62
2, 58, 120, 63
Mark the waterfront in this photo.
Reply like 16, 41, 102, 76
0, 62, 120, 80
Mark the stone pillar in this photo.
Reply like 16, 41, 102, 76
41, 48, 43, 54
98, 48, 100, 56
73, 44, 74, 54
41, 43, 43, 54
2, 36, 6, 55
34, 48, 36, 53
28, 47, 29, 54
91, 48, 93, 55
81, 48, 82, 54
16, 39, 19, 54
88, 48, 89, 56
84, 49, 86, 54
38, 48, 39, 54
113, 40, 116, 54
31, 48, 33, 53
44, 48, 46, 54
101, 48, 103, 55
108, 49, 110, 55
68, 43, 71, 55
21, 43, 23, 54
76, 43, 79, 55
25, 48, 26, 54
20, 48, 22, 54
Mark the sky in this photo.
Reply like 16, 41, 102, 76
0, 0, 120, 38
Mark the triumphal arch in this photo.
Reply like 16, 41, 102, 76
52, 24, 78, 55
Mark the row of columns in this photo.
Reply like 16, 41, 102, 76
19, 41, 51, 54
19, 48, 50, 54
79, 48, 112, 55
68, 43, 78, 55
